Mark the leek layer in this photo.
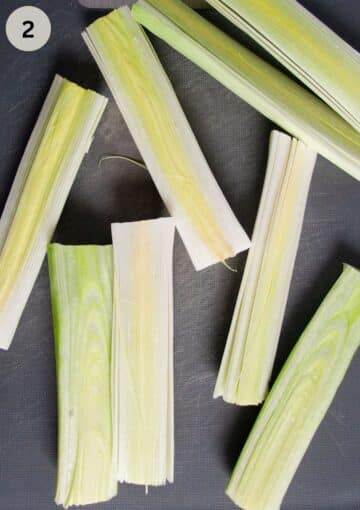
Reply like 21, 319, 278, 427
215, 131, 317, 405
207, 0, 360, 132
48, 244, 117, 508
227, 264, 360, 510
132, 0, 360, 181
0, 75, 107, 350
83, 8, 250, 270
112, 218, 175, 486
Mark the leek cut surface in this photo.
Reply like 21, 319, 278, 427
227, 264, 360, 510
0, 75, 107, 350
132, 0, 360, 181
112, 218, 175, 486
207, 0, 360, 132
83, 8, 250, 271
48, 244, 117, 508
215, 131, 317, 405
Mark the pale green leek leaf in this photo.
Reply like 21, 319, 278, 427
207, 0, 360, 132
112, 218, 175, 486
215, 131, 317, 405
48, 244, 117, 508
227, 264, 360, 510
0, 75, 107, 350
132, 0, 360, 181
83, 8, 250, 271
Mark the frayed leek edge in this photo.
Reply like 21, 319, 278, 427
132, 0, 360, 181
0, 75, 107, 350
83, 7, 250, 271
227, 264, 360, 510
215, 131, 317, 405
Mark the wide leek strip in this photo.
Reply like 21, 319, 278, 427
227, 264, 360, 510
48, 244, 117, 508
215, 131, 317, 405
83, 8, 250, 271
112, 218, 175, 486
0, 75, 107, 350
207, 0, 360, 132
132, 0, 360, 181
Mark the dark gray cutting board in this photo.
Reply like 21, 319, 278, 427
0, 1, 359, 509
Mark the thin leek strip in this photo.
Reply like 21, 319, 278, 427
48, 244, 117, 508
227, 264, 360, 510
112, 218, 175, 486
83, 8, 250, 271
132, 0, 360, 181
0, 75, 107, 350
215, 131, 317, 405
207, 0, 360, 132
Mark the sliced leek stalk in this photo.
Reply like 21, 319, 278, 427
83, 8, 250, 271
48, 244, 117, 508
227, 264, 360, 510
111, 218, 175, 486
0, 75, 107, 350
215, 131, 317, 405
207, 0, 360, 132
132, 0, 360, 181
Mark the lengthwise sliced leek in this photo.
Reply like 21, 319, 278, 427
132, 0, 360, 181
215, 131, 317, 405
0, 75, 107, 350
207, 0, 360, 132
48, 244, 117, 508
112, 218, 175, 486
227, 264, 360, 510
83, 8, 250, 271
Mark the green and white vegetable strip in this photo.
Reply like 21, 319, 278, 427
215, 131, 317, 405
132, 0, 360, 181
48, 244, 117, 508
112, 218, 175, 486
83, 8, 250, 271
207, 0, 360, 132
0, 75, 107, 350
227, 264, 360, 510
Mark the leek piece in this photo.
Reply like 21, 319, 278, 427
227, 264, 360, 510
0, 75, 107, 351
112, 218, 175, 486
48, 244, 117, 508
215, 131, 317, 405
132, 0, 360, 181
207, 0, 360, 132
83, 8, 250, 271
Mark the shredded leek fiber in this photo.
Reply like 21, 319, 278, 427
215, 131, 317, 405
83, 8, 250, 271
0, 75, 107, 350
132, 0, 360, 181
227, 264, 360, 510
112, 218, 175, 486
48, 244, 117, 508
207, 0, 360, 132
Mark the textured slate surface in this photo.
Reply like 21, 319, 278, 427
0, 1, 359, 509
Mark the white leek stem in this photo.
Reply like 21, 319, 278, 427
0, 75, 107, 350
112, 218, 175, 486
215, 131, 317, 405
83, 8, 250, 271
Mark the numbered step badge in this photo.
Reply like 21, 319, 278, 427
6, 6, 51, 52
